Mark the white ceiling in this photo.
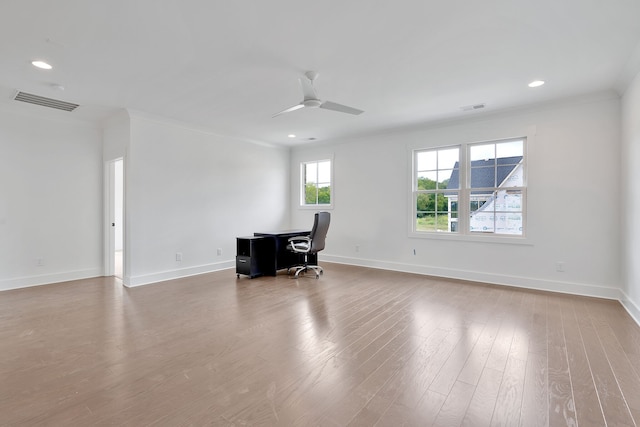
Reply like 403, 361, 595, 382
2, 0, 640, 146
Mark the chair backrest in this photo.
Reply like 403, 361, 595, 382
309, 211, 331, 253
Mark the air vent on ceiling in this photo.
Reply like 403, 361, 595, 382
461, 103, 486, 112
13, 91, 79, 112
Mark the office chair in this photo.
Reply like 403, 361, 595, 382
287, 211, 331, 278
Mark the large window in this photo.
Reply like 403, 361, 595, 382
301, 159, 332, 206
412, 138, 526, 237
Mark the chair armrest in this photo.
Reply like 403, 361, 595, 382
288, 236, 311, 253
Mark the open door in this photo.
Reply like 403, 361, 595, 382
106, 158, 124, 279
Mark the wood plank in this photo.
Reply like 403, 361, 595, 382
519, 352, 548, 427
527, 293, 548, 356
546, 297, 577, 427
560, 298, 606, 426
573, 298, 638, 426
428, 322, 483, 395
591, 322, 640, 422
456, 321, 501, 386
432, 380, 476, 427
349, 327, 451, 424
490, 356, 526, 426
370, 390, 446, 427
461, 367, 503, 426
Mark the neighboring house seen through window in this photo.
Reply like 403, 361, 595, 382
413, 138, 526, 236
301, 159, 332, 206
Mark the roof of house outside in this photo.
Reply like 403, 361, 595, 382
447, 156, 523, 192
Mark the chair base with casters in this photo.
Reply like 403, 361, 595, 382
286, 212, 330, 279
287, 262, 323, 279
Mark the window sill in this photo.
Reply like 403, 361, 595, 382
409, 231, 532, 246
299, 204, 334, 210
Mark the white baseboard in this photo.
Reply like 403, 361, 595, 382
620, 291, 640, 326
0, 268, 103, 292
322, 254, 623, 301
125, 260, 235, 287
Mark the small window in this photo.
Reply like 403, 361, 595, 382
301, 160, 332, 206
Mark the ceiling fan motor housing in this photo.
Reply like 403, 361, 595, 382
303, 99, 322, 108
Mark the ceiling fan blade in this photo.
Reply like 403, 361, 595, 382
272, 103, 305, 118
320, 101, 364, 115
300, 76, 318, 101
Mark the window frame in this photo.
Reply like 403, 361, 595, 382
299, 158, 334, 209
410, 137, 528, 242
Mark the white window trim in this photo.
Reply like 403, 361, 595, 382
299, 157, 334, 209
409, 135, 531, 245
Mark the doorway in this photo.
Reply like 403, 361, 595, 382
106, 158, 124, 279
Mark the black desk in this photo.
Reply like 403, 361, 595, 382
236, 230, 315, 278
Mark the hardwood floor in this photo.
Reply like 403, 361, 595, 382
1, 263, 639, 426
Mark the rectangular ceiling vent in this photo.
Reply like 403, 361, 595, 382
461, 103, 486, 112
13, 91, 79, 112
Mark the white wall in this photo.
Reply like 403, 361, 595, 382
622, 70, 640, 323
0, 106, 103, 290
103, 109, 130, 162
291, 92, 622, 299
125, 113, 290, 286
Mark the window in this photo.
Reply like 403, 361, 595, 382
414, 147, 460, 232
468, 139, 525, 235
301, 159, 332, 206
412, 138, 526, 237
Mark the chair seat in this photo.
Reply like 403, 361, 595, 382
287, 241, 309, 251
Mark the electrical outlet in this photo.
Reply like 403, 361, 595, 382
36, 257, 44, 267
217, 248, 222, 256
355, 245, 360, 253
556, 261, 565, 272
176, 252, 183, 262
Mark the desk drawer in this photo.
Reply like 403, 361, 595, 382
236, 255, 253, 276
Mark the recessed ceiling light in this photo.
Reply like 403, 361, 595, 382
528, 80, 545, 88
32, 60, 52, 70
288, 134, 296, 138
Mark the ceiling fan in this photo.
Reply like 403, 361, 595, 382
273, 71, 364, 118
